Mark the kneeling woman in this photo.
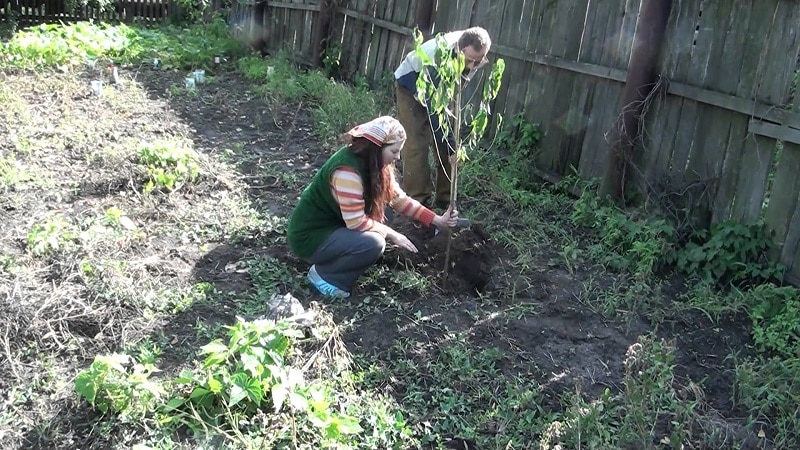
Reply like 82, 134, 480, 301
287, 116, 458, 298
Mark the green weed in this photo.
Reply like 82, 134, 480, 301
0, 19, 245, 70
746, 283, 800, 358
677, 219, 784, 288
27, 216, 76, 255
75, 353, 165, 422
138, 140, 200, 194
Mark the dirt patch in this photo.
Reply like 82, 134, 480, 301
382, 217, 496, 295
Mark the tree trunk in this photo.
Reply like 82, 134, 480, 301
414, 0, 435, 40
600, 0, 672, 202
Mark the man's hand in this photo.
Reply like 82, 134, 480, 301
387, 230, 418, 253
432, 205, 459, 229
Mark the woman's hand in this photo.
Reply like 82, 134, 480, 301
387, 229, 418, 253
432, 205, 459, 229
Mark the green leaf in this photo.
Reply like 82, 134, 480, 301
240, 352, 262, 377
229, 383, 246, 407
271, 383, 287, 412
164, 396, 186, 411
207, 376, 223, 394
336, 415, 364, 434
75, 372, 97, 405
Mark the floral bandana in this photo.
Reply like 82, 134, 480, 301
346, 116, 406, 146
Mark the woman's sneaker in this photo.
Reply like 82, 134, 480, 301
307, 265, 350, 299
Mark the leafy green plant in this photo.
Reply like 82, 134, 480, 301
496, 112, 542, 163
138, 140, 200, 193
75, 353, 165, 422
0, 19, 245, 70
571, 189, 676, 280
165, 318, 363, 444
677, 219, 784, 287
747, 283, 800, 358
27, 216, 76, 255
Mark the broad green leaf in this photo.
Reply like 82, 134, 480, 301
229, 384, 246, 407
336, 416, 364, 434
75, 372, 97, 404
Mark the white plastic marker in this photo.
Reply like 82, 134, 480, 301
90, 80, 103, 96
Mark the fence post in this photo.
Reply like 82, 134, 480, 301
311, 0, 334, 68
600, 0, 672, 202
415, 0, 434, 39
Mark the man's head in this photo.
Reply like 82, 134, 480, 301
457, 27, 491, 72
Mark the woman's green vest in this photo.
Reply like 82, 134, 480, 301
287, 147, 367, 259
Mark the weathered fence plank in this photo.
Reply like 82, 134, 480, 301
491, 0, 534, 132
708, 0, 755, 224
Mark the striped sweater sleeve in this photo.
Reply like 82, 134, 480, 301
329, 167, 391, 237
390, 178, 436, 226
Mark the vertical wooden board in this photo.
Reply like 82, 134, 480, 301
612, 0, 641, 70
682, 0, 737, 225
392, 0, 417, 75
457, 0, 476, 29
766, 144, 800, 252
651, 0, 710, 174
338, 0, 359, 76
519, 0, 547, 126
524, 0, 560, 166
548, 0, 597, 174
735, 0, 778, 102
344, 0, 369, 79
291, 0, 304, 52
730, 134, 775, 222
362, 0, 385, 82
432, 0, 457, 33
727, 0, 783, 223
641, 92, 680, 184
300, 4, 312, 57
707, 1, 755, 222
752, 0, 800, 106
493, 0, 535, 133
459, 0, 503, 120
371, 0, 394, 84
329, 0, 346, 52
384, 0, 410, 86
785, 211, 800, 276
577, 0, 623, 178
573, 0, 609, 176
272, 2, 284, 48
358, 0, 378, 76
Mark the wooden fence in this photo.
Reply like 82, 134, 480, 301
1, 0, 181, 25
246, 0, 800, 282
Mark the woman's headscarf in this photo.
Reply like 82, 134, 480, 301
346, 116, 406, 146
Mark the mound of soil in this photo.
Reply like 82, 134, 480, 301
382, 217, 496, 295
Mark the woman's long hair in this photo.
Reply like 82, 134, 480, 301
344, 135, 394, 221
